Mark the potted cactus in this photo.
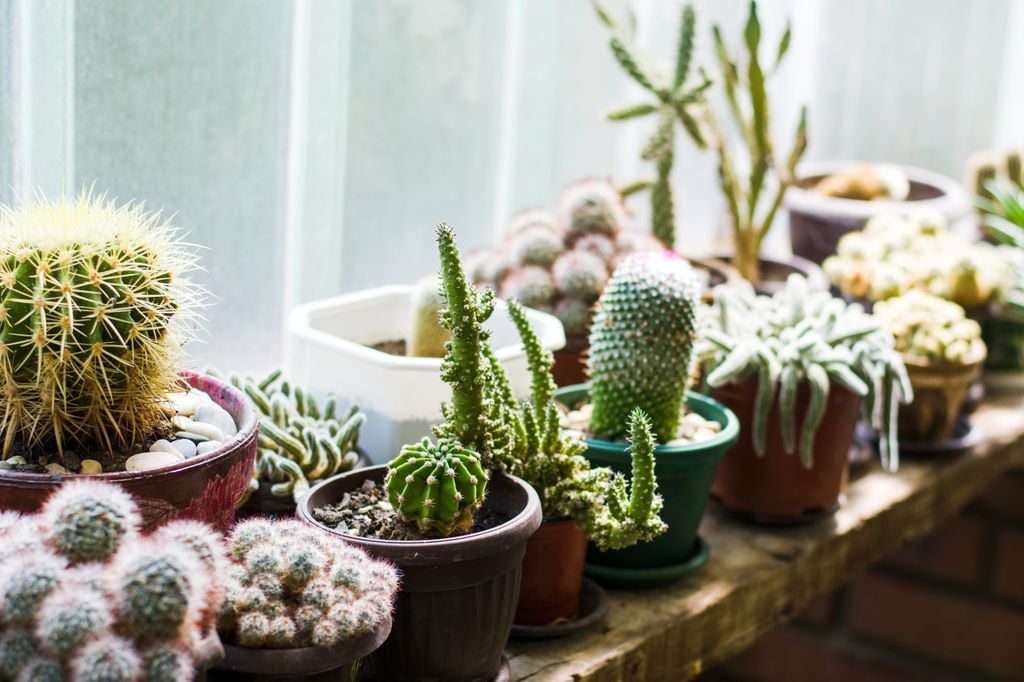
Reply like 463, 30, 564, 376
212, 518, 398, 681
298, 223, 542, 682
873, 292, 987, 445
0, 480, 226, 681
696, 276, 912, 522
0, 192, 258, 530
492, 301, 665, 627
555, 252, 740, 588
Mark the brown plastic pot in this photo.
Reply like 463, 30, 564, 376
0, 371, 258, 531
900, 344, 986, 444
208, 615, 391, 682
552, 337, 588, 388
514, 517, 588, 626
785, 161, 969, 265
708, 254, 829, 296
711, 378, 861, 522
298, 465, 542, 682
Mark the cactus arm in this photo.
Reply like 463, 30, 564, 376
672, 4, 696, 90
798, 363, 829, 467
625, 409, 658, 525
705, 342, 756, 387
757, 105, 808, 243
778, 363, 798, 453
823, 361, 869, 396
261, 421, 309, 467
752, 354, 777, 455
607, 103, 658, 121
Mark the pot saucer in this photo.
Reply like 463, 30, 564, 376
899, 419, 981, 455
583, 536, 710, 589
509, 578, 610, 639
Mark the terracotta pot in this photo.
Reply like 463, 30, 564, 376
208, 615, 391, 682
708, 254, 829, 296
298, 465, 542, 682
711, 378, 861, 522
514, 518, 588, 626
552, 337, 588, 388
0, 371, 259, 531
900, 344, 986, 443
785, 161, 969, 265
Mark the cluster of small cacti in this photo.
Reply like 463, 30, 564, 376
0, 190, 203, 460
966, 148, 1023, 205
217, 518, 398, 649
812, 163, 910, 201
468, 179, 665, 339
0, 481, 224, 681
596, 1, 807, 284
216, 369, 365, 502
823, 209, 1017, 310
874, 291, 986, 365
588, 252, 702, 443
695, 275, 912, 470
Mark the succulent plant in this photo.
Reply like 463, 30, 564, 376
696, 275, 912, 470
498, 265, 556, 310
967, 150, 1001, 204
556, 179, 629, 242
873, 291, 985, 364
218, 369, 365, 501
407, 274, 450, 358
509, 225, 564, 268
551, 250, 609, 302
553, 297, 593, 338
573, 233, 616, 261
384, 438, 488, 535
0, 190, 203, 459
0, 482, 224, 679
588, 252, 701, 442
507, 208, 558, 236
218, 519, 398, 649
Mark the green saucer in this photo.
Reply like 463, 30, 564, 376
584, 536, 710, 590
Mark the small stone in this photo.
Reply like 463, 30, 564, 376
125, 451, 183, 472
159, 392, 200, 417
692, 427, 719, 442
175, 431, 210, 443
196, 440, 222, 457
194, 403, 238, 437
171, 416, 225, 442
6, 456, 26, 466
171, 439, 198, 459
79, 459, 103, 475
149, 439, 180, 456
45, 463, 69, 475
665, 437, 692, 447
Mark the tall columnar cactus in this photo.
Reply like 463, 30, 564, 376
595, 3, 709, 249
0, 481, 224, 680
0, 191, 203, 458
384, 438, 488, 535
218, 519, 398, 649
588, 252, 701, 442
407, 274, 450, 358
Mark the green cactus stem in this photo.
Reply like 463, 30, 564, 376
588, 252, 701, 442
40, 480, 139, 563
407, 274, 450, 358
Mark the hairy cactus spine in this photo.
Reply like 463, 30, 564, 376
588, 253, 701, 441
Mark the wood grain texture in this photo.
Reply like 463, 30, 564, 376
508, 394, 1024, 682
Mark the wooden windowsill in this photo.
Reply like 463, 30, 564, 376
508, 393, 1024, 681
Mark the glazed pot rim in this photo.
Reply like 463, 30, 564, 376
555, 384, 741, 456
298, 465, 542, 558
0, 370, 259, 484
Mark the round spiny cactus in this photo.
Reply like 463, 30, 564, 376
141, 645, 191, 682
0, 190, 204, 458
552, 250, 609, 302
509, 225, 564, 268
573, 233, 616, 261
70, 635, 142, 682
554, 297, 593, 338
116, 544, 201, 643
498, 265, 556, 309
385, 438, 488, 535
35, 586, 112, 657
16, 656, 62, 682
588, 252, 701, 442
0, 554, 65, 626
153, 520, 228, 620
228, 518, 275, 561
41, 480, 139, 563
0, 628, 37, 678
507, 208, 557, 236
556, 179, 628, 240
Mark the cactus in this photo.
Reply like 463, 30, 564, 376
40, 480, 139, 563
0, 629, 37, 678
498, 265, 556, 309
967, 149, 1001, 204
70, 636, 142, 682
509, 225, 564, 268
216, 369, 365, 501
407, 274, 450, 358
1007, 149, 1023, 189
116, 543, 202, 643
17, 656, 62, 682
556, 179, 629, 242
141, 646, 192, 682
0, 190, 203, 459
573, 233, 616, 261
696, 275, 912, 470
507, 208, 558, 235
554, 297, 593, 338
218, 519, 398, 649
588, 252, 701, 442
874, 291, 985, 364
551, 250, 609, 302
384, 438, 488, 535
35, 587, 111, 656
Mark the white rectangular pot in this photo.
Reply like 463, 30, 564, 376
287, 285, 566, 462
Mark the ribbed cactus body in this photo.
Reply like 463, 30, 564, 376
588, 253, 700, 441
0, 193, 202, 457
116, 547, 197, 642
385, 438, 487, 535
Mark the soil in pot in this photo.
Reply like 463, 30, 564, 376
899, 349, 985, 444
299, 465, 541, 682
514, 518, 588, 626
711, 378, 860, 523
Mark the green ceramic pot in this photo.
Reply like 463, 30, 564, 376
555, 384, 739, 589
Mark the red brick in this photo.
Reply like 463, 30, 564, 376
797, 592, 842, 627
994, 528, 1024, 603
884, 515, 984, 585
720, 627, 956, 682
846, 573, 1024, 679
974, 469, 1024, 523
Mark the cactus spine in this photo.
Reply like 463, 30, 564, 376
407, 274, 451, 358
588, 253, 701, 442
0, 191, 203, 458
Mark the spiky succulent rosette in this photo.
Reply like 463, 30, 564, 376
588, 252, 701, 442
0, 190, 204, 457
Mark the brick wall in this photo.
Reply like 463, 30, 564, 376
708, 468, 1024, 682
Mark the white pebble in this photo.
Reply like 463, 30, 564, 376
149, 439, 179, 456
45, 463, 69, 475
175, 431, 209, 443
196, 440, 223, 457
194, 403, 238, 437
171, 439, 198, 459
171, 416, 226, 442
160, 392, 201, 417
692, 427, 719, 442
126, 451, 184, 472
6, 456, 26, 466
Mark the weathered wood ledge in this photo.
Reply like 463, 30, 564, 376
508, 393, 1024, 681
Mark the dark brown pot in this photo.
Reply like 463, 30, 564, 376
208, 615, 391, 682
298, 465, 542, 682
711, 378, 861, 522
708, 254, 829, 296
900, 345, 986, 443
0, 371, 258, 532
514, 518, 588, 626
